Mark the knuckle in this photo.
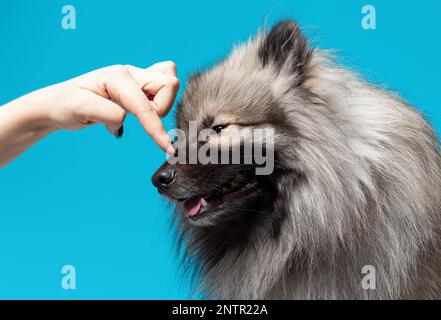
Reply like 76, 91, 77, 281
137, 105, 156, 118
114, 109, 126, 124
164, 60, 177, 72
169, 76, 180, 89
144, 105, 157, 114
112, 64, 129, 76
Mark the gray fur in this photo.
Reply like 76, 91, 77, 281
167, 20, 441, 299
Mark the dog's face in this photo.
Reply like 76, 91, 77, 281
152, 21, 311, 227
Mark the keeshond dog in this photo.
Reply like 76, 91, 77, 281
152, 20, 441, 299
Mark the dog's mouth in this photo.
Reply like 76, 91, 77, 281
180, 175, 258, 219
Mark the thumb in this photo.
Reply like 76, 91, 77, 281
80, 91, 127, 137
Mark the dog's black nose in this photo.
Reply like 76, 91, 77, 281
152, 167, 176, 189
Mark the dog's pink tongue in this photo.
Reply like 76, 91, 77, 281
183, 198, 202, 217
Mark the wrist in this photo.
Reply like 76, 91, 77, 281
5, 89, 57, 135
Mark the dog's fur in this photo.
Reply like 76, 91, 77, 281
152, 20, 441, 299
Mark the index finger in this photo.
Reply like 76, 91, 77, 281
126, 66, 180, 117
136, 106, 173, 153
103, 66, 172, 152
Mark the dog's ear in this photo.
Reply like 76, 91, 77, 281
258, 20, 311, 80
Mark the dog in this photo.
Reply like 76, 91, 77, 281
152, 20, 441, 299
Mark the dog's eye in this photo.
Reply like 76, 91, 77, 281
212, 125, 228, 134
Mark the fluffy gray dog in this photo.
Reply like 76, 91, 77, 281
152, 20, 441, 299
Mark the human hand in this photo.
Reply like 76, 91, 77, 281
36, 62, 179, 151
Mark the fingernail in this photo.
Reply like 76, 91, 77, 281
164, 137, 175, 154
115, 125, 124, 139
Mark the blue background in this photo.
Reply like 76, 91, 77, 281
0, 0, 439, 299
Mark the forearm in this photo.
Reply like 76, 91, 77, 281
0, 91, 54, 168
0, 63, 177, 168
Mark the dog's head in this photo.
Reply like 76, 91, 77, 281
152, 21, 312, 227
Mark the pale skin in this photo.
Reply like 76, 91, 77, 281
0, 62, 179, 168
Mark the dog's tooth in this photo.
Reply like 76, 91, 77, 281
201, 198, 208, 208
